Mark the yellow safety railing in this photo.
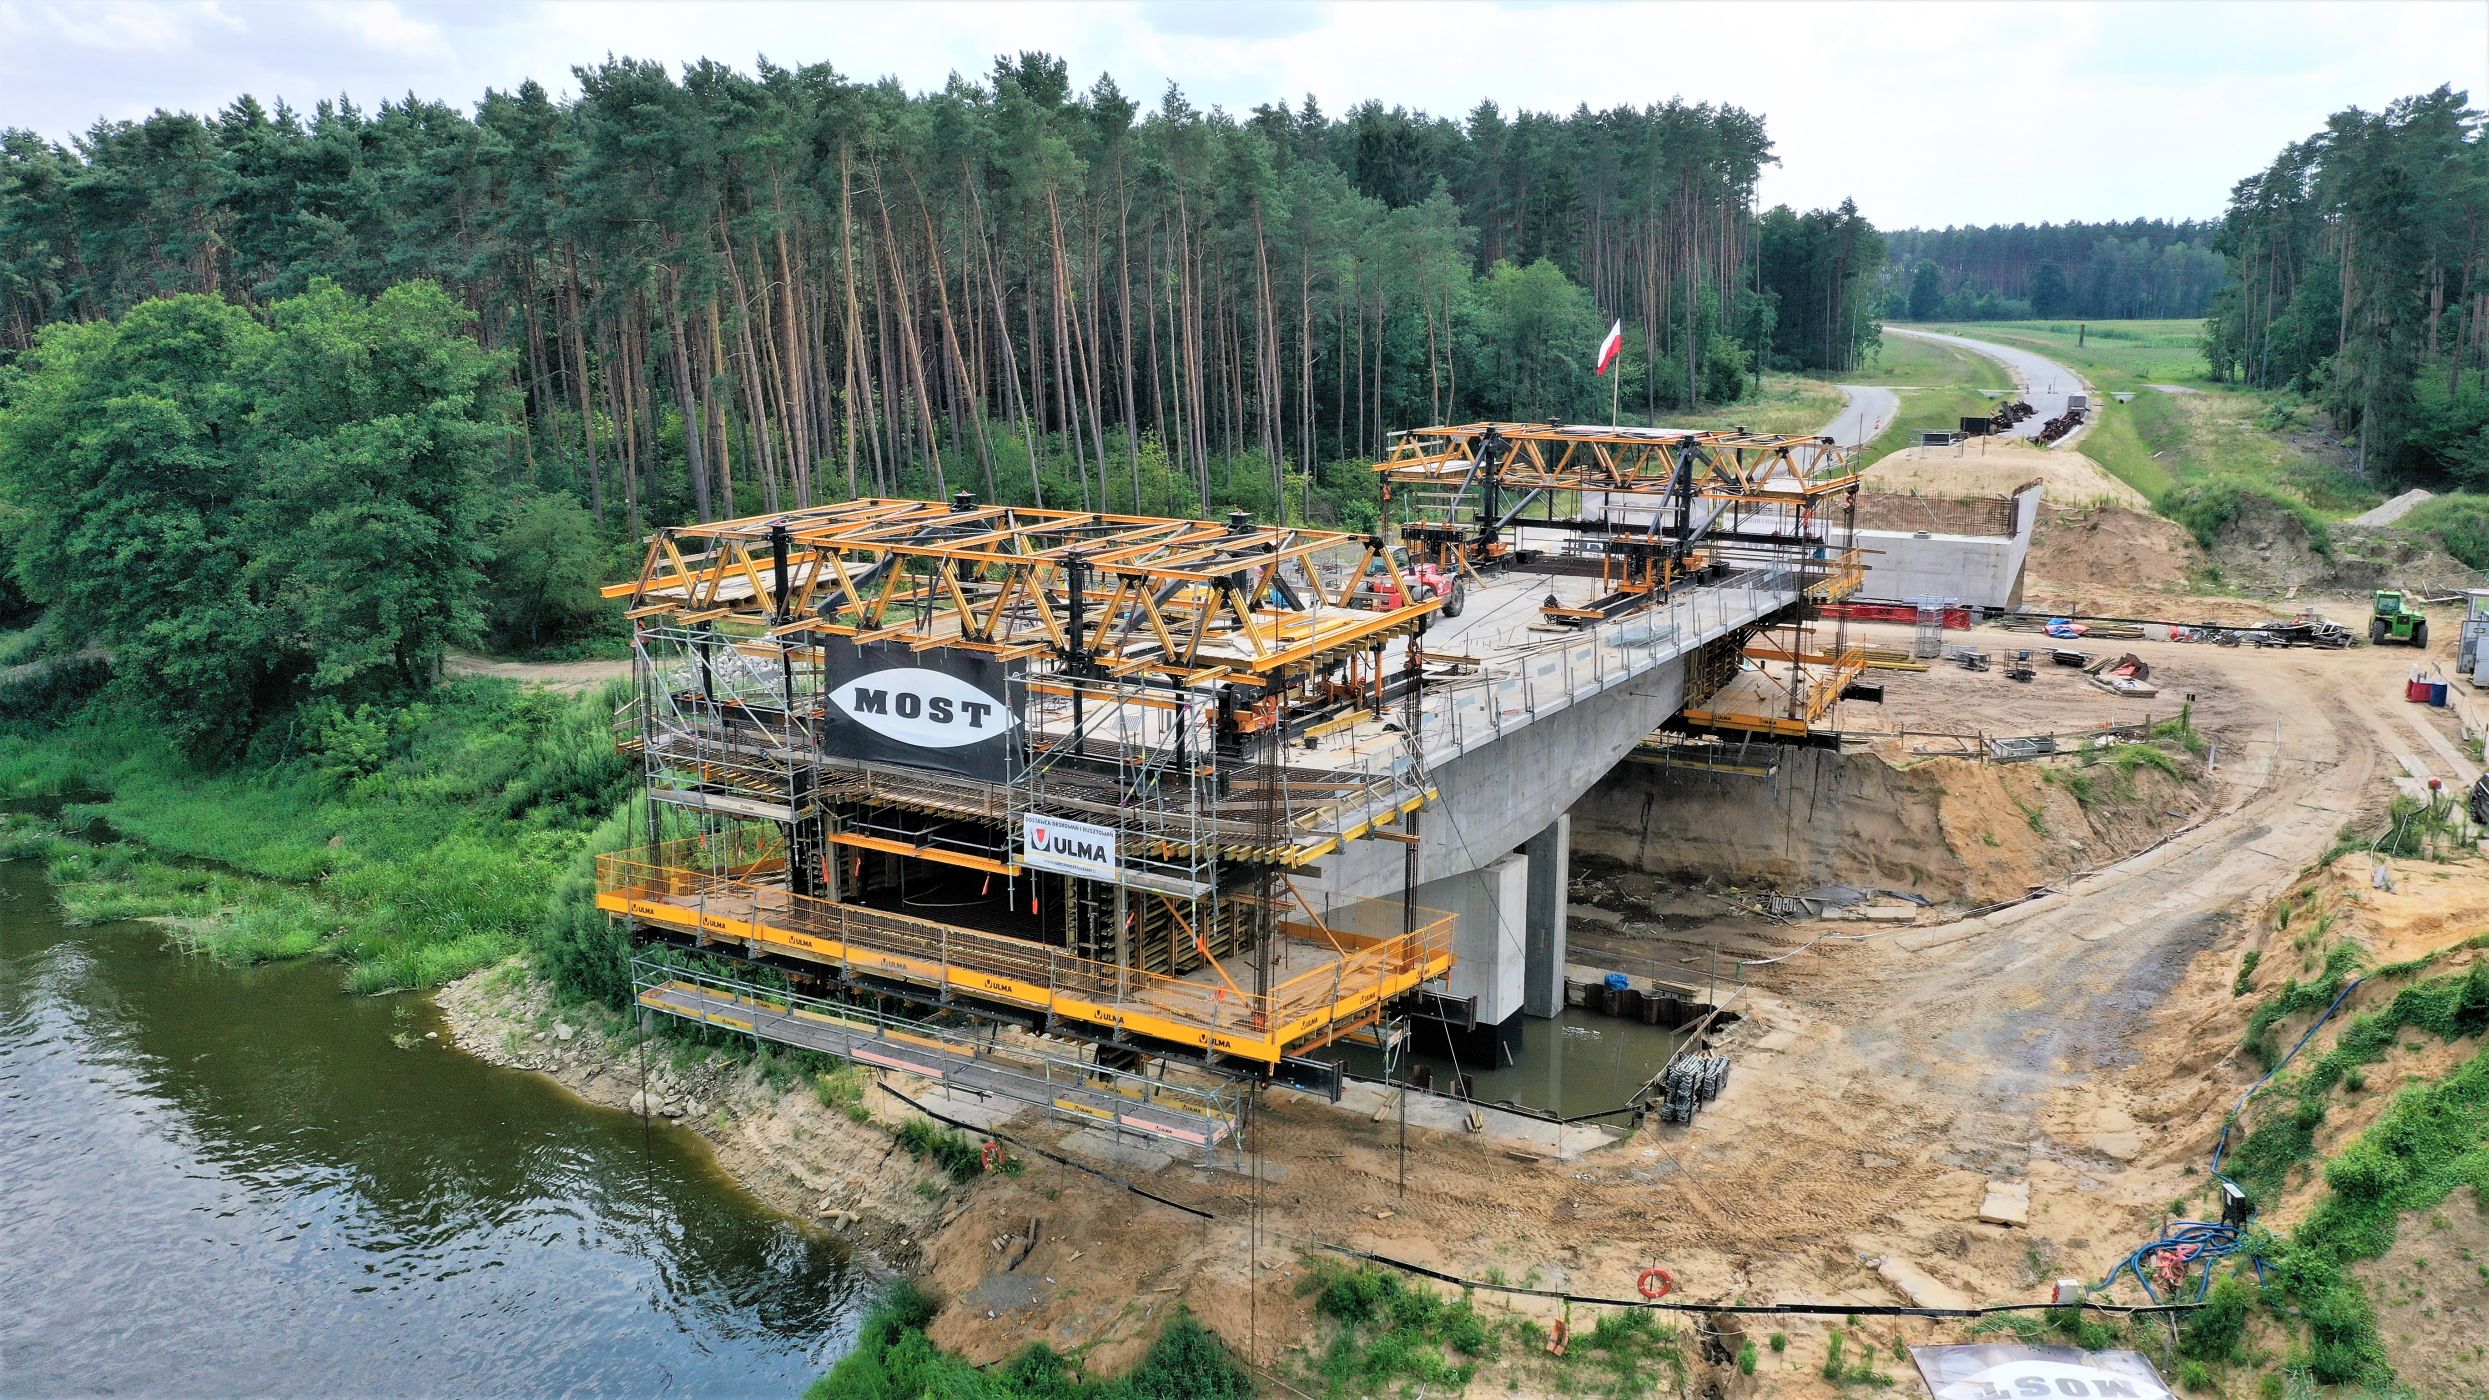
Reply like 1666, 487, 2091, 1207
594, 844, 1453, 1063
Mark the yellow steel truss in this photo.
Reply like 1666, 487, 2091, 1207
602, 498, 1441, 681
1375, 422, 1860, 500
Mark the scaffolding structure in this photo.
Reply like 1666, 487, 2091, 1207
1375, 422, 1867, 739
596, 499, 1458, 1137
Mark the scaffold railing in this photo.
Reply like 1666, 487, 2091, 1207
596, 841, 1455, 1064
630, 622, 823, 828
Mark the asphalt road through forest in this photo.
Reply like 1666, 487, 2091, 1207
1887, 325, 2095, 443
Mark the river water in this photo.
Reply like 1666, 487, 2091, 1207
0, 862, 867, 1397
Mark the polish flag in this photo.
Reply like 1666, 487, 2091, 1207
1595, 320, 1623, 376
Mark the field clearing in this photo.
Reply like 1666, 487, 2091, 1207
1915, 318, 2220, 389
1859, 384, 1996, 463
2073, 381, 2377, 516
1900, 321, 2380, 519
1841, 330, 2025, 460
1851, 332, 2012, 390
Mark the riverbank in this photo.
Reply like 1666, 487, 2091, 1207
0, 676, 635, 998
434, 959, 1306, 1386
436, 959, 951, 1271
0, 870, 869, 1395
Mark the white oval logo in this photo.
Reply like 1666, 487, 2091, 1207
828, 667, 1018, 749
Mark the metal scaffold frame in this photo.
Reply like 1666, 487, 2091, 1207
601, 496, 1444, 682
629, 957, 1247, 1163
1372, 421, 1866, 740
594, 495, 1461, 1076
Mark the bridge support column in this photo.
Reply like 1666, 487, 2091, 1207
1522, 815, 1569, 1019
1416, 853, 1527, 1064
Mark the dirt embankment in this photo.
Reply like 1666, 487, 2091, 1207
1864, 440, 2146, 508
1570, 745, 2205, 908
2088, 853, 2489, 1392
436, 963, 951, 1268
2023, 503, 2202, 602
2322, 523, 2489, 599
436, 962, 1324, 1385
2183, 493, 2487, 600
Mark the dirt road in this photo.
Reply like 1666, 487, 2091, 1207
871, 617, 2486, 1388
445, 651, 626, 692
1562, 627, 2464, 1293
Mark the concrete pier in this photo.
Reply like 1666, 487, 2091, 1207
1523, 815, 1569, 1019
1304, 560, 1799, 1041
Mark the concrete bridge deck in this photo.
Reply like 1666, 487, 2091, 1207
1302, 554, 1807, 1047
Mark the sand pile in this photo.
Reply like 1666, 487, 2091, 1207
1864, 439, 2148, 509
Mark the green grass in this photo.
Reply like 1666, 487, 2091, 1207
1845, 331, 2018, 463
1911, 319, 2220, 391
807, 1282, 1255, 1399
1861, 385, 2002, 463
1297, 1261, 1681, 1399
2243, 940, 2368, 1072
896, 1117, 990, 1184
2392, 493, 2489, 570
1647, 372, 1847, 435
1896, 320, 2380, 520
2266, 1045, 2489, 1386
2225, 961, 2489, 1207
2069, 392, 2180, 500
1853, 334, 2012, 390
0, 677, 635, 996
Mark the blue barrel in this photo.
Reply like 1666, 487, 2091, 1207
2432, 680, 2451, 707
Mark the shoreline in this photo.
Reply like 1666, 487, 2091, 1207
430, 959, 1276, 1384
431, 961, 951, 1274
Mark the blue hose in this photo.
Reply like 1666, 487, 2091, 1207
2095, 1219, 2266, 1303
2092, 975, 2367, 1304
2209, 975, 2364, 1177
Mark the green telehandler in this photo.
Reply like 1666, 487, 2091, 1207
2370, 590, 2428, 648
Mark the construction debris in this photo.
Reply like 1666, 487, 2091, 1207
2086, 653, 2159, 698
1657, 1054, 1732, 1124
2036, 404, 2087, 445
1765, 884, 1934, 919
1978, 1179, 2031, 1227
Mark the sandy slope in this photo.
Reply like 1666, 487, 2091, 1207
1864, 438, 2147, 508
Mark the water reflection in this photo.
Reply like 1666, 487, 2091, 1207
0, 863, 865, 1397
1323, 1009, 1694, 1119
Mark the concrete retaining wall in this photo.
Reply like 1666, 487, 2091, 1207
1855, 483, 2042, 609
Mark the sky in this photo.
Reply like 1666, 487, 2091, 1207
1, 0, 2482, 229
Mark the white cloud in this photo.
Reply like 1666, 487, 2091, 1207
1, 0, 2480, 226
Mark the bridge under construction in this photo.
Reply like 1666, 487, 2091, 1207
595, 423, 1861, 1156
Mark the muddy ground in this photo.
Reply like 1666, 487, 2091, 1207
436, 596, 2489, 1397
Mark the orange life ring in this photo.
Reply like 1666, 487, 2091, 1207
981, 1140, 1004, 1172
1636, 1267, 1676, 1300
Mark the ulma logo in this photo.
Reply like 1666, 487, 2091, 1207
1021, 812, 1117, 878
828, 667, 1016, 749
1028, 825, 1109, 863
